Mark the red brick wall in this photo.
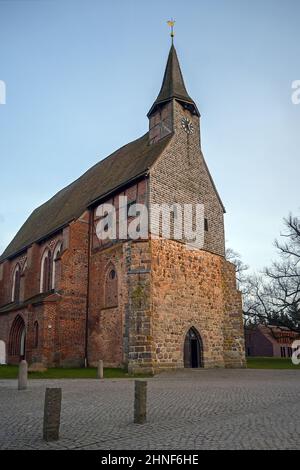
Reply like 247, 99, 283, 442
55, 214, 89, 367
0, 213, 89, 366
0, 233, 64, 309
88, 244, 124, 367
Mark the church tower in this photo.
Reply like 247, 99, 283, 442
128, 30, 246, 373
147, 36, 226, 258
148, 44, 200, 145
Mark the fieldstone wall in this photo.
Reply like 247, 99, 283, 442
125, 240, 152, 374
150, 239, 225, 370
222, 260, 246, 368
125, 238, 246, 373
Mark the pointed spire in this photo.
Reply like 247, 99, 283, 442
147, 44, 199, 117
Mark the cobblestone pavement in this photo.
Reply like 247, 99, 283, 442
1, 369, 300, 450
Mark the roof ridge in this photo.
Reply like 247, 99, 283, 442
25, 133, 150, 217
0, 132, 173, 262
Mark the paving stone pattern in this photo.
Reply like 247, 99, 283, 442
0, 369, 300, 450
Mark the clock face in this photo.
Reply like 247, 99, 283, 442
181, 117, 194, 134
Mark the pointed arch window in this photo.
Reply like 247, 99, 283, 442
11, 264, 21, 302
40, 249, 52, 293
104, 265, 118, 308
52, 242, 63, 290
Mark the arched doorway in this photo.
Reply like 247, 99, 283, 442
184, 327, 203, 368
8, 315, 26, 360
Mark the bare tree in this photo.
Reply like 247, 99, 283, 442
265, 214, 300, 332
244, 214, 300, 334
225, 247, 248, 290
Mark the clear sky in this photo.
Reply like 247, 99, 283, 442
0, 0, 299, 272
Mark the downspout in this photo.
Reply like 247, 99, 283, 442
84, 209, 92, 367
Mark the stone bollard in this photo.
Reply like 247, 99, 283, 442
134, 380, 147, 424
97, 360, 104, 379
43, 388, 62, 441
18, 360, 28, 390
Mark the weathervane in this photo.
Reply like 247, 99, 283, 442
167, 19, 175, 44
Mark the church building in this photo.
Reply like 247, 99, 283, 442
0, 40, 246, 372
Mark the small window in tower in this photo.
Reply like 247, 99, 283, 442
204, 218, 209, 232
109, 269, 116, 280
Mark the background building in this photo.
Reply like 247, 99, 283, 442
245, 325, 298, 358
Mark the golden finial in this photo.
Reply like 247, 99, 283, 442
167, 19, 175, 43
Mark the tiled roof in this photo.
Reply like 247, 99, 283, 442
148, 45, 199, 117
0, 132, 172, 261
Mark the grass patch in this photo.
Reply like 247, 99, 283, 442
0, 365, 150, 380
2, 358, 298, 378
247, 357, 300, 369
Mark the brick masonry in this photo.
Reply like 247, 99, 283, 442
0, 97, 245, 371
149, 100, 225, 256
0, 216, 88, 367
